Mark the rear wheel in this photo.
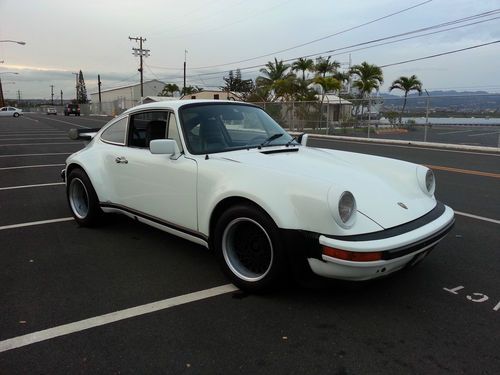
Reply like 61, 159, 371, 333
213, 205, 286, 293
66, 168, 102, 226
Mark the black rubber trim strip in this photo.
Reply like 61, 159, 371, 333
325, 202, 446, 242
99, 202, 208, 241
382, 218, 455, 260
260, 148, 299, 155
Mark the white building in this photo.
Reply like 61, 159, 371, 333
89, 80, 165, 115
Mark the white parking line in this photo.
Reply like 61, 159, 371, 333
0, 132, 65, 136
0, 142, 81, 147
0, 164, 65, 171
0, 152, 71, 158
0, 284, 238, 353
42, 117, 91, 129
0, 182, 65, 191
455, 211, 500, 225
0, 217, 73, 231
468, 131, 500, 137
436, 129, 476, 135
0, 138, 68, 141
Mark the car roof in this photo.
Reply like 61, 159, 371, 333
122, 99, 255, 115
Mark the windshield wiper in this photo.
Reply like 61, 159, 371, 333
259, 133, 283, 148
285, 135, 300, 147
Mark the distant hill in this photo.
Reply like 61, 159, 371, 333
379, 91, 500, 113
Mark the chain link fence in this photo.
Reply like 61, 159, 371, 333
250, 96, 500, 149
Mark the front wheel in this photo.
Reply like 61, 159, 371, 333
13, 113, 19, 117
213, 205, 287, 293
66, 168, 102, 226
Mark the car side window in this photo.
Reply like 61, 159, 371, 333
101, 117, 128, 145
167, 114, 183, 152
128, 111, 169, 148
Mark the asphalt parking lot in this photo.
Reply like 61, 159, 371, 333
1, 113, 499, 374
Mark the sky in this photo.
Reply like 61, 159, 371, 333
1, 0, 499, 100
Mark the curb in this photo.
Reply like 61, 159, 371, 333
289, 132, 500, 154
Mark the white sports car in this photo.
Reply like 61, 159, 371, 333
62, 100, 455, 292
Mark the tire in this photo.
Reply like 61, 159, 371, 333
66, 168, 102, 226
13, 113, 19, 117
213, 204, 287, 293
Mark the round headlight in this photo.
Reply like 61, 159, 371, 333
339, 191, 356, 224
416, 166, 436, 196
425, 169, 435, 193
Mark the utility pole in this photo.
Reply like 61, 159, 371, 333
98, 74, 102, 113
60, 90, 63, 106
50, 85, 54, 105
129, 36, 150, 99
17, 90, 21, 103
424, 89, 430, 142
183, 49, 188, 95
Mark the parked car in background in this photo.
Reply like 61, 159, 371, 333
64, 104, 80, 116
46, 107, 57, 115
62, 100, 455, 293
0, 106, 23, 117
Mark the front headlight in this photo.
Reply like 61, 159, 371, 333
417, 166, 436, 196
339, 191, 356, 224
328, 188, 357, 229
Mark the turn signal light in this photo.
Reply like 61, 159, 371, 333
322, 246, 382, 262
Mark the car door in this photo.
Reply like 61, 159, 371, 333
106, 110, 198, 233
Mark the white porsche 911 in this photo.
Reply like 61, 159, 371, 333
62, 100, 455, 292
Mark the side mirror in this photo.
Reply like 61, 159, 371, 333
150, 139, 180, 156
298, 133, 308, 146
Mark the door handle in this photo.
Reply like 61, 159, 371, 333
115, 156, 128, 164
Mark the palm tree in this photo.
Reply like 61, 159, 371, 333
292, 57, 314, 81
314, 56, 341, 78
256, 58, 294, 101
313, 76, 341, 130
349, 62, 384, 121
389, 75, 423, 123
159, 83, 180, 97
333, 71, 350, 124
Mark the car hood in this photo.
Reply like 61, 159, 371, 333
211, 146, 436, 229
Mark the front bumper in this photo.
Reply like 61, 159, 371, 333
308, 203, 455, 281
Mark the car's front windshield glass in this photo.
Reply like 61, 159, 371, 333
179, 103, 295, 154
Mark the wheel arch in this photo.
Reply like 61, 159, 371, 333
208, 196, 275, 248
66, 162, 102, 201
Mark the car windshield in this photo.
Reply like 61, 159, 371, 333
179, 103, 295, 154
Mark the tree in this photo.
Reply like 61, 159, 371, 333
77, 70, 88, 104
314, 56, 340, 78
292, 57, 314, 81
182, 85, 203, 95
313, 76, 341, 128
256, 58, 295, 100
221, 69, 254, 95
389, 74, 423, 123
159, 83, 180, 97
349, 62, 384, 120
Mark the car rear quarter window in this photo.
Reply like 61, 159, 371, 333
101, 117, 128, 145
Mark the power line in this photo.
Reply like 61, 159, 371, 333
148, 8, 499, 83
379, 40, 500, 68
191, 0, 434, 69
